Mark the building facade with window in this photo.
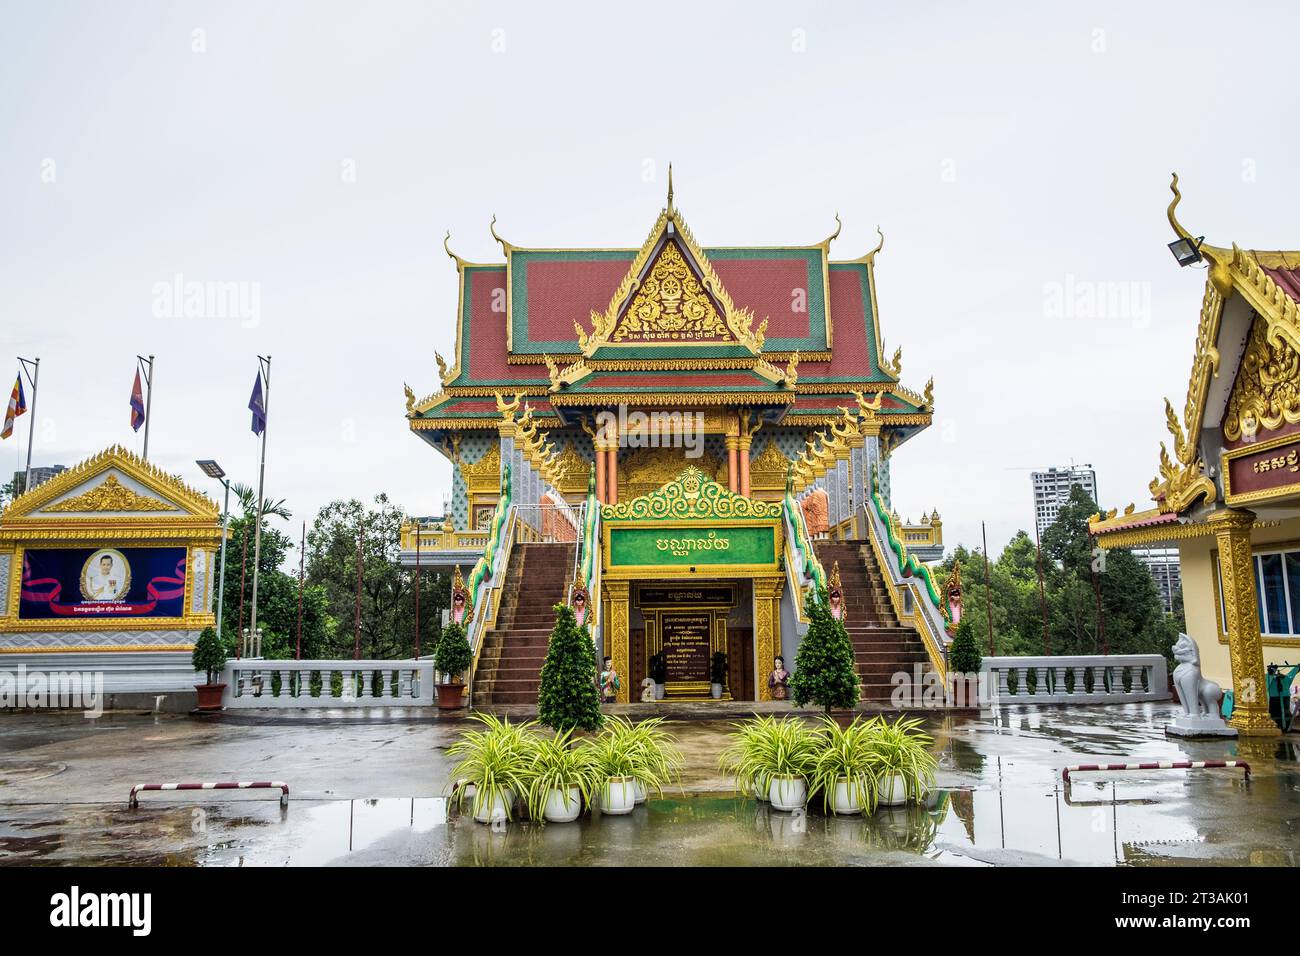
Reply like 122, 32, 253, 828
1031, 466, 1097, 539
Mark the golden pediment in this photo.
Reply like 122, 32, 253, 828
617, 446, 727, 500
1223, 315, 1300, 442
611, 241, 731, 343
602, 465, 782, 522
748, 437, 791, 492
459, 446, 501, 494
43, 474, 178, 513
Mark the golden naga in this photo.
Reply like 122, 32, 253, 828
1164, 397, 1189, 461
573, 319, 591, 352
494, 391, 524, 423
853, 389, 884, 419
544, 354, 561, 391
921, 377, 934, 410
435, 351, 450, 385
880, 343, 903, 378
1123, 503, 1135, 516
784, 351, 800, 388
403, 383, 416, 416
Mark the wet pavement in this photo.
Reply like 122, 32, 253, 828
1, 703, 1298, 866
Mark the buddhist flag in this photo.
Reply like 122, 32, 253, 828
2, 375, 25, 440
248, 371, 267, 436
130, 369, 146, 432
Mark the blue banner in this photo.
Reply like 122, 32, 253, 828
20, 547, 187, 620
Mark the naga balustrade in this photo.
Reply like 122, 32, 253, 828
980, 654, 1170, 705
220, 659, 435, 709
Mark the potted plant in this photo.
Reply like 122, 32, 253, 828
434, 621, 472, 710
191, 626, 228, 711
648, 651, 668, 700
585, 716, 678, 814
710, 651, 728, 699
788, 591, 860, 714
808, 716, 879, 816
447, 714, 538, 824
864, 715, 938, 806
946, 617, 983, 707
522, 730, 599, 824
537, 603, 603, 731
720, 716, 823, 811
623, 716, 682, 803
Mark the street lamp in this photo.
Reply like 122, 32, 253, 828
1168, 235, 1205, 267
197, 459, 231, 641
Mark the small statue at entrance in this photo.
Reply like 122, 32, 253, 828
569, 579, 589, 628
600, 656, 620, 704
1167, 633, 1236, 737
827, 561, 846, 622
450, 565, 474, 626
768, 656, 791, 701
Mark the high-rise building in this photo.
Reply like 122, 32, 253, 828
1031, 465, 1097, 538
1136, 547, 1182, 614
10, 465, 66, 495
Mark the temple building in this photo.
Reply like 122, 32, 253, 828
1090, 175, 1300, 736
404, 176, 954, 704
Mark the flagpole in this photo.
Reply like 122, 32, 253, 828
249, 355, 271, 654
137, 354, 154, 460
18, 357, 38, 493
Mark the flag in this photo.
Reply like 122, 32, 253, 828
2, 375, 25, 440
130, 369, 146, 432
248, 371, 266, 436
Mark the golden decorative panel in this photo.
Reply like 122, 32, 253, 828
602, 465, 782, 522
617, 446, 727, 501
1223, 315, 1300, 443
748, 438, 790, 492
613, 241, 730, 343
43, 475, 177, 513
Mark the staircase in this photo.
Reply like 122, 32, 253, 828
814, 540, 935, 704
471, 542, 575, 706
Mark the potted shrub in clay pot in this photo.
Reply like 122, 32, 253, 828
710, 651, 728, 699
863, 715, 938, 807
788, 591, 860, 720
720, 716, 823, 811
434, 621, 472, 710
447, 714, 538, 824
649, 651, 668, 701
946, 617, 983, 708
191, 626, 228, 711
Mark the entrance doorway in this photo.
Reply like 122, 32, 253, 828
629, 583, 753, 700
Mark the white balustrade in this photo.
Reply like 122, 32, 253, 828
978, 654, 1170, 705
220, 659, 436, 709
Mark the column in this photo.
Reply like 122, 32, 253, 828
753, 576, 784, 702
738, 433, 753, 497
1210, 509, 1279, 736
594, 441, 607, 504
606, 418, 619, 506
605, 579, 631, 703
726, 436, 739, 493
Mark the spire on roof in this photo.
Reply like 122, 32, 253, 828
667, 162, 674, 215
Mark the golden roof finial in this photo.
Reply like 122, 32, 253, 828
827, 213, 842, 244
490, 214, 511, 253
1167, 173, 1192, 242
667, 162, 674, 215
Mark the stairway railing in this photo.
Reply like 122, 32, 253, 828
784, 483, 827, 618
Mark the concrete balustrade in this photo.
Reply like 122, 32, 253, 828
220, 660, 435, 709
979, 654, 1170, 705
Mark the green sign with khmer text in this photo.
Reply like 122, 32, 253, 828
608, 526, 776, 569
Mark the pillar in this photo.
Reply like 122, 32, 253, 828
605, 579, 631, 704
753, 576, 784, 702
738, 434, 753, 498
594, 442, 607, 504
1210, 509, 1280, 736
726, 436, 739, 493
607, 444, 618, 505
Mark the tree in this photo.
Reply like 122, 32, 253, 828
788, 591, 860, 712
947, 616, 982, 674
537, 603, 603, 731
433, 621, 472, 681
306, 495, 448, 660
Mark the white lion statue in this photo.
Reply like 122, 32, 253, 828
1172, 633, 1221, 718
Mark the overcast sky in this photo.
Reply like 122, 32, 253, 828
3, 0, 1297, 561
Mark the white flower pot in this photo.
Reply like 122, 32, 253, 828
768, 774, 807, 812
654, 683, 666, 700
877, 773, 908, 807
633, 779, 647, 804
601, 776, 637, 815
753, 772, 770, 802
710, 683, 723, 699
543, 786, 583, 823
473, 787, 515, 824
829, 777, 864, 815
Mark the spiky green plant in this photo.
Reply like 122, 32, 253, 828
583, 716, 679, 796
862, 715, 938, 802
521, 730, 600, 822
718, 716, 823, 797
807, 715, 881, 813
446, 714, 540, 822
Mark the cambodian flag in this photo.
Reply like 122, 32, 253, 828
248, 371, 266, 435
130, 369, 146, 432
1, 375, 25, 440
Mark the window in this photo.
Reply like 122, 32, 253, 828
1218, 545, 1300, 637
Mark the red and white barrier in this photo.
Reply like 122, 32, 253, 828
1061, 760, 1250, 784
129, 780, 289, 808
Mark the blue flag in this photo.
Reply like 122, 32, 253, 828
249, 372, 266, 435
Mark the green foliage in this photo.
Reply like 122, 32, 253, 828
808, 716, 880, 813
718, 716, 824, 796
537, 603, 603, 732
788, 590, 859, 712
191, 626, 227, 684
710, 651, 728, 686
520, 730, 600, 822
586, 717, 681, 794
446, 714, 539, 822
433, 621, 472, 679
947, 616, 982, 674
863, 715, 938, 801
